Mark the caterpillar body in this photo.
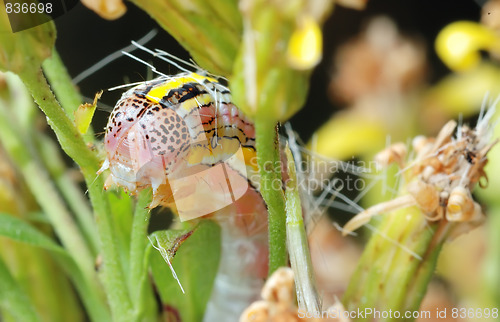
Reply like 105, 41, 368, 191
99, 72, 268, 321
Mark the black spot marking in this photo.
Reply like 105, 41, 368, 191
137, 108, 148, 118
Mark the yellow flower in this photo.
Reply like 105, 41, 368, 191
435, 21, 500, 72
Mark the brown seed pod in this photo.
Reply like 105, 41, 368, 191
374, 142, 407, 169
407, 179, 440, 217
446, 186, 475, 222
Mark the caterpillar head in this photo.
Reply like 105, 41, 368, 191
99, 89, 191, 201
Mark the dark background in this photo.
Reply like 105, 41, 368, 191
53, 0, 483, 141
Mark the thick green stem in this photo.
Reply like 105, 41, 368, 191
128, 189, 153, 319
82, 149, 135, 321
343, 206, 445, 321
18, 69, 133, 321
42, 50, 95, 142
42, 51, 81, 116
18, 69, 98, 171
255, 118, 287, 274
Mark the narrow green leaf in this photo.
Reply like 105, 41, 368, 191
149, 220, 221, 321
284, 144, 320, 312
0, 256, 40, 322
0, 214, 110, 320
0, 213, 66, 254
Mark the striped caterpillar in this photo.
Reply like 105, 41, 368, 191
99, 71, 269, 321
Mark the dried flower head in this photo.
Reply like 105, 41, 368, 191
240, 267, 349, 322
343, 101, 498, 235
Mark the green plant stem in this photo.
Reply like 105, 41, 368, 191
4, 72, 98, 257
343, 206, 446, 321
18, 164, 94, 273
18, 69, 97, 171
42, 50, 96, 142
0, 101, 95, 287
58, 173, 99, 252
128, 188, 153, 319
18, 68, 133, 321
0, 102, 110, 321
255, 118, 287, 274
41, 51, 80, 116
86, 175, 134, 321
37, 135, 99, 255
53, 252, 111, 321
137, 245, 158, 320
